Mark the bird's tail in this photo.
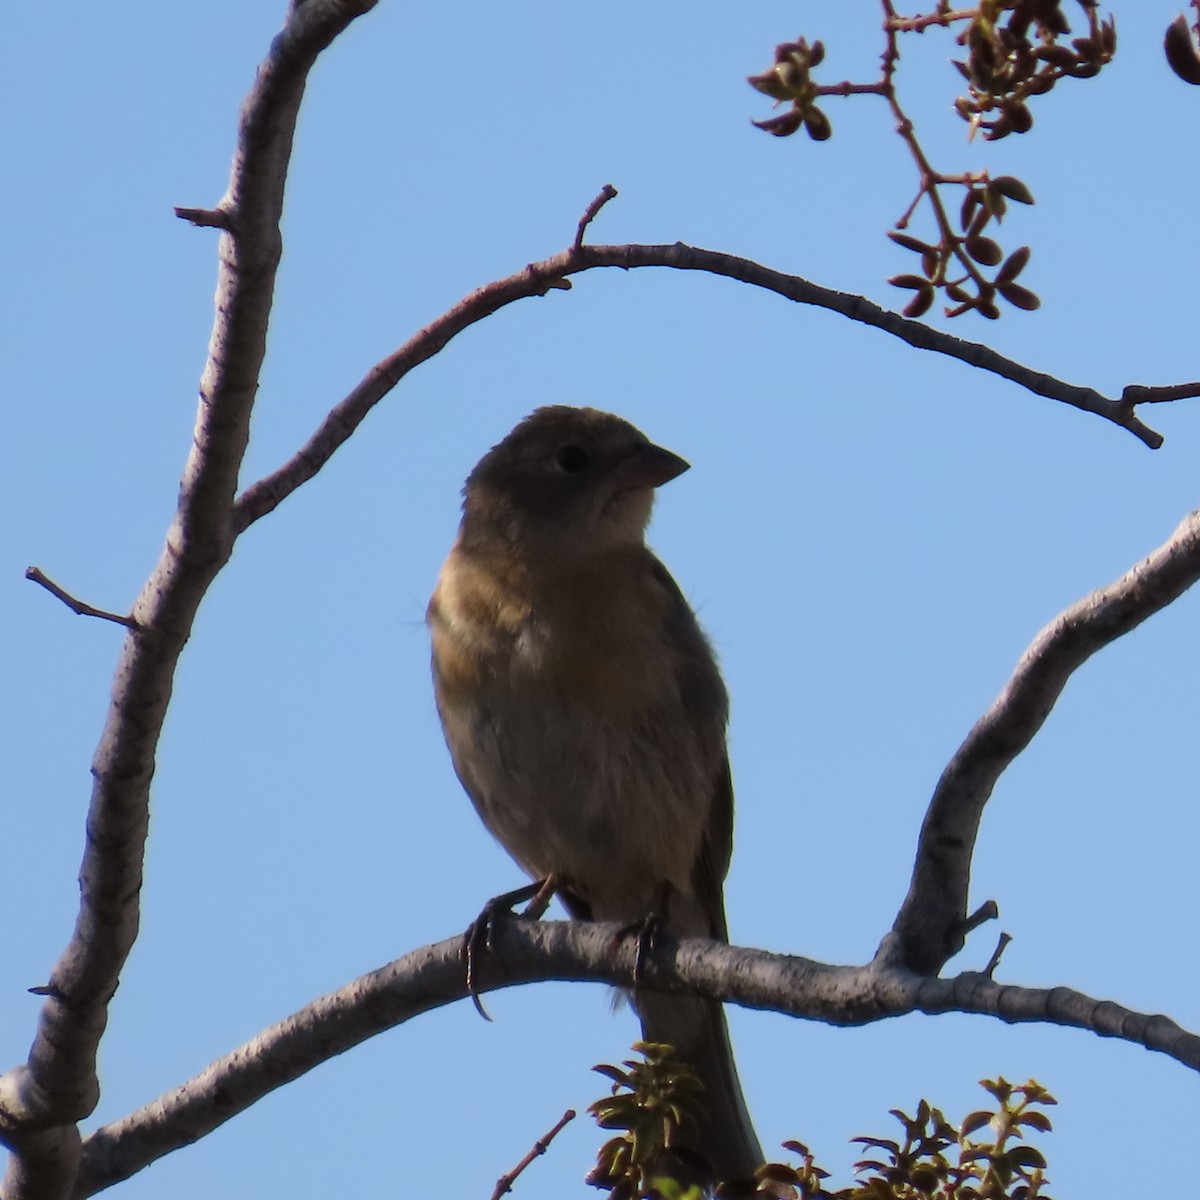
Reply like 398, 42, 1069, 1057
636, 988, 763, 1185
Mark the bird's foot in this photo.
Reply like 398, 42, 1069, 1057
463, 878, 555, 1020
614, 883, 673, 995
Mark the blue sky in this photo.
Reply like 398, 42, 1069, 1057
4, 3, 1200, 1196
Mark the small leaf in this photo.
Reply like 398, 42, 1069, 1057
852, 1137, 902, 1153
960, 1110, 994, 1137
1165, 14, 1200, 84
747, 71, 795, 101
968, 204, 994, 237
985, 112, 1014, 140
960, 188, 981, 231
1016, 1110, 1053, 1133
995, 245, 1031, 284
853, 1158, 891, 1174
1006, 1145, 1048, 1170
888, 230, 936, 255
903, 286, 935, 319
998, 282, 1041, 310
965, 236, 1003, 265
804, 106, 832, 140
1102, 18, 1118, 56
594, 1064, 632, 1085
887, 274, 929, 290
752, 109, 804, 137
1021, 1082, 1057, 1106
989, 175, 1035, 205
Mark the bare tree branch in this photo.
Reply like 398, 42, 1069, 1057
0, 4, 376, 1197
173, 207, 231, 230
72, 920, 1200, 1196
891, 507, 1200, 974
232, 235, 1175, 534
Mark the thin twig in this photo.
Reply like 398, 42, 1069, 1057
173, 206, 231, 230
573, 184, 618, 250
24, 568, 136, 629
490, 1110, 576, 1200
983, 933, 1013, 979
959, 899, 999, 937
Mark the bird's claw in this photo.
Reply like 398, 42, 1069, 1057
614, 883, 673, 1002
462, 879, 551, 1020
614, 913, 663, 1005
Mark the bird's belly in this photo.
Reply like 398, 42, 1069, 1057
452, 692, 710, 922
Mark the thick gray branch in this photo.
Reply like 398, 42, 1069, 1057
0, 4, 375, 1198
891, 508, 1200, 973
73, 920, 1200, 1196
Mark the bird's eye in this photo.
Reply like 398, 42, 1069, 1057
554, 444, 590, 473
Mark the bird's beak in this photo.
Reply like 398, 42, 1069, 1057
610, 442, 691, 491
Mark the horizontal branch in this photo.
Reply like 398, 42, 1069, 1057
72, 920, 1200, 1195
892, 507, 1200, 973
233, 234, 1169, 532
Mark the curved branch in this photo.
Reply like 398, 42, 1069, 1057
232, 237, 1169, 533
0, 4, 376, 1198
892, 507, 1200, 973
73, 921, 1200, 1196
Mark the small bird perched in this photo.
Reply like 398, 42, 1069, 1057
428, 405, 762, 1182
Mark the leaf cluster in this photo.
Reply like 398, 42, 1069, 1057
748, 38, 832, 141
747, 2, 1129, 319
587, 1042, 710, 1200
713, 1078, 1056, 1200
888, 177, 1037, 320
952, 1, 1117, 140
585, 1045, 1057, 1200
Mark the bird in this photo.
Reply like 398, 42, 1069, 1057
427, 405, 762, 1183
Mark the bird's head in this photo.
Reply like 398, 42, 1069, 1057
460, 406, 690, 556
